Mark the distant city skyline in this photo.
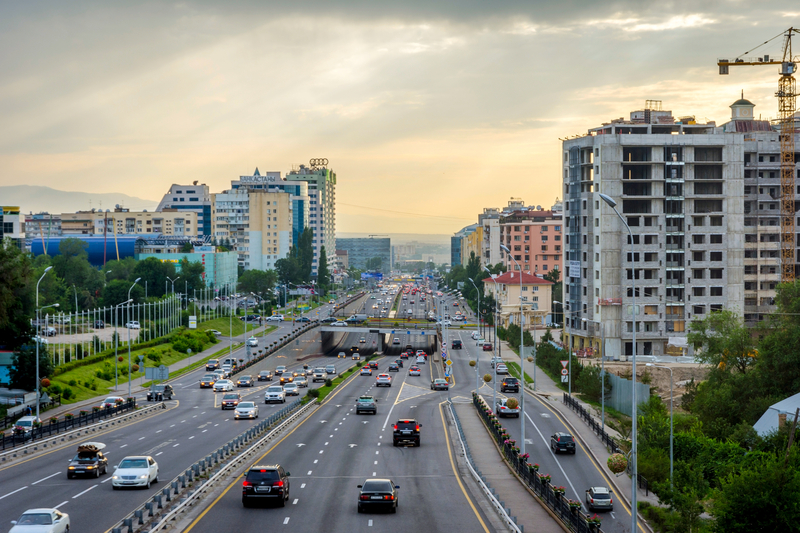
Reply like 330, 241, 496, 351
1, 2, 797, 234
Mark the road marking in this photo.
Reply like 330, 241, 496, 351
301, 483, 306, 488
173, 443, 180, 447
368, 520, 373, 526
120, 444, 128, 449
101, 477, 112, 484
170, 424, 176, 428
202, 429, 208, 433
181, 420, 186, 423
283, 517, 289, 524
0, 486, 27, 500
319, 450, 323, 454
139, 437, 146, 440
523, 410, 582, 500
156, 430, 162, 433
307, 471, 312, 475
156, 452, 163, 456
32, 472, 61, 485
374, 461, 378, 465
54, 501, 68, 509
377, 443, 381, 447
314, 459, 318, 464
324, 442, 329, 445
334, 428, 338, 431
293, 499, 298, 504
375, 451, 379, 455
189, 436, 195, 440
72, 484, 98, 499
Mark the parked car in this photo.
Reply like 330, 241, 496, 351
67, 442, 108, 478
357, 479, 399, 514
208, 329, 222, 336
9, 509, 70, 533
551, 432, 577, 454
125, 321, 140, 329
93, 320, 105, 329
585, 487, 613, 511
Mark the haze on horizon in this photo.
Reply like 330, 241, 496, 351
1, 1, 797, 234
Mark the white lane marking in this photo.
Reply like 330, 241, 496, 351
72, 484, 98, 499
173, 443, 180, 447
156, 430, 162, 433
375, 451, 379, 455
201, 411, 206, 414
334, 428, 338, 431
156, 452, 163, 456
170, 424, 176, 428
307, 471, 312, 476
139, 437, 145, 440
301, 483, 306, 488
0, 486, 27, 500
377, 442, 381, 447
202, 429, 208, 433
373, 472, 376, 476
329, 435, 333, 438
193, 415, 197, 418
101, 477, 112, 484
379, 436, 382, 439
214, 424, 219, 427
189, 436, 195, 440
611, 512, 616, 519
314, 460, 318, 464
381, 400, 398, 430
369, 519, 373, 526
54, 501, 69, 509
32, 472, 61, 485
293, 498, 298, 504
524, 410, 582, 500
374, 461, 378, 465
120, 444, 128, 448
283, 517, 290, 524
319, 450, 323, 454
324, 442, 329, 446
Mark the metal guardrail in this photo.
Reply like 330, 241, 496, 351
109, 399, 312, 533
448, 401, 523, 533
474, 393, 605, 533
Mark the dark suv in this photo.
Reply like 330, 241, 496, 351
451, 339, 462, 349
500, 377, 519, 393
550, 432, 576, 454
393, 419, 421, 447
206, 359, 220, 371
242, 465, 291, 507
146, 384, 174, 401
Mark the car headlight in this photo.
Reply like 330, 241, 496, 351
69, 466, 75, 470
112, 475, 119, 480
139, 475, 148, 479
86, 466, 94, 469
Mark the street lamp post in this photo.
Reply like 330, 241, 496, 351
35, 266, 54, 420
646, 363, 674, 489
483, 266, 500, 411
127, 278, 141, 397
600, 192, 638, 533
114, 299, 132, 390
468, 278, 481, 392
500, 244, 526, 458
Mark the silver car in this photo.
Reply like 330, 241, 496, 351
283, 383, 300, 396
264, 385, 286, 404
586, 487, 613, 511
294, 376, 308, 388
234, 401, 259, 419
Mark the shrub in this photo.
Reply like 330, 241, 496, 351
40, 378, 51, 388
62, 387, 74, 400
131, 364, 139, 372
118, 356, 124, 362
307, 388, 320, 398
325, 379, 333, 387
68, 379, 77, 387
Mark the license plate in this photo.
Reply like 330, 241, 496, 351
402, 430, 411, 435
371, 496, 384, 500
123, 481, 135, 485
256, 486, 271, 493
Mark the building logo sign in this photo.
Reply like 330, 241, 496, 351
240, 175, 280, 184
568, 260, 580, 279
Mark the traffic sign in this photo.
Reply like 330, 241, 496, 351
446, 359, 453, 367
561, 375, 568, 383
560, 360, 569, 369
561, 369, 569, 376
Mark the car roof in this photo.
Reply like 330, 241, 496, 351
590, 487, 610, 494
250, 464, 281, 471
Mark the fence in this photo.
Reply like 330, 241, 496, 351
1, 398, 137, 451
473, 393, 605, 533
605, 373, 650, 417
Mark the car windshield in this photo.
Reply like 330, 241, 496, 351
260, 371, 270, 375
222, 393, 238, 399
119, 458, 148, 469
17, 514, 52, 526
358, 397, 374, 402
504, 378, 518, 383
16, 420, 33, 427
314, 368, 325, 372
362, 480, 393, 492
202, 375, 216, 380
238, 402, 255, 408
592, 491, 611, 500
558, 435, 574, 442
239, 376, 251, 380
247, 470, 280, 482
151, 385, 165, 392
267, 387, 283, 392
73, 451, 98, 461
208, 360, 218, 365
285, 384, 297, 388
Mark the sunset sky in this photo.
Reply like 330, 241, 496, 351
1, 2, 798, 234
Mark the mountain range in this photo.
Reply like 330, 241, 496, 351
0, 185, 159, 214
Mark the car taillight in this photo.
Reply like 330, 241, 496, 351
385, 495, 394, 500
589, 498, 593, 503
242, 481, 252, 487
610, 498, 613, 504
416, 425, 420, 431
360, 495, 370, 500
393, 425, 398, 430
274, 480, 284, 487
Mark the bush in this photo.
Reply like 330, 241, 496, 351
40, 378, 51, 388
62, 387, 74, 400
307, 388, 320, 398
68, 379, 77, 387
325, 379, 333, 387
131, 364, 139, 372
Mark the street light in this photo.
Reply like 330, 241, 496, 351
600, 191, 639, 533
35, 266, 54, 420
500, 243, 526, 458
483, 266, 500, 411
646, 363, 674, 489
166, 276, 180, 294
114, 299, 133, 390
127, 278, 141, 397
468, 277, 481, 392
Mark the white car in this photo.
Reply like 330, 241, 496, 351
294, 376, 308, 388
266, 315, 285, 322
209, 329, 222, 336
496, 398, 520, 418
440, 320, 452, 327
416, 355, 426, 364
471, 331, 481, 339
495, 364, 509, 375
213, 379, 234, 392
125, 321, 141, 329
376, 374, 393, 387
265, 385, 286, 403
234, 401, 259, 419
331, 321, 347, 327
10, 509, 70, 533
112, 456, 159, 489
360, 366, 373, 376
408, 366, 422, 376
247, 336, 258, 347
392, 337, 400, 345
283, 383, 300, 396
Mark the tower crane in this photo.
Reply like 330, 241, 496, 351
718, 27, 799, 282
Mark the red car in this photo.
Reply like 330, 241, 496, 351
482, 343, 493, 351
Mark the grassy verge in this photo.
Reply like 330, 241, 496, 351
303, 352, 379, 404
198, 317, 247, 337
505, 361, 535, 385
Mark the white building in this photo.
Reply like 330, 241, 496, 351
156, 182, 213, 237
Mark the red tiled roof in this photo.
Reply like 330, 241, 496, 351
482, 271, 553, 285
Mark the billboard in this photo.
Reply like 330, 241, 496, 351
361, 272, 383, 280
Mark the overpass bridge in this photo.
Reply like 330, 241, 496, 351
318, 325, 440, 356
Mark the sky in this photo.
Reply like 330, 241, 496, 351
1, 1, 799, 234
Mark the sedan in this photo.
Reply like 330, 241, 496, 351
387, 363, 399, 372
431, 379, 449, 391
408, 366, 421, 376
257, 370, 273, 382
394, 359, 403, 368
483, 342, 493, 351
209, 329, 222, 336
234, 401, 259, 420
275, 365, 287, 375
100, 396, 124, 409
368, 362, 378, 369
213, 380, 234, 392
296, 316, 311, 323
112, 456, 159, 489
125, 321, 140, 329
331, 321, 347, 327
93, 320, 105, 329
360, 367, 373, 376
376, 374, 392, 387
283, 383, 300, 396
496, 398, 520, 418
495, 364, 509, 375
237, 375, 254, 387
294, 376, 308, 388
10, 509, 70, 533
247, 336, 258, 347
265, 315, 285, 322
357, 479, 399, 514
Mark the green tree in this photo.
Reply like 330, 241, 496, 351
180, 242, 193, 253
654, 461, 709, 533
105, 257, 137, 282
365, 257, 382, 271
9, 343, 54, 390
275, 256, 302, 285
238, 269, 278, 300
102, 279, 145, 308
317, 246, 330, 292
297, 227, 314, 281
132, 257, 178, 298
753, 281, 800, 398
0, 239, 35, 349
179, 257, 206, 294
687, 310, 757, 374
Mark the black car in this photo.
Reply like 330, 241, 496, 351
387, 363, 399, 372
551, 432, 576, 454
394, 358, 403, 368
451, 339, 462, 349
242, 464, 291, 507
258, 370, 273, 381
319, 317, 337, 323
146, 384, 174, 401
237, 375, 254, 387
393, 419, 421, 447
93, 320, 105, 329
500, 377, 520, 393
357, 478, 399, 514
369, 361, 378, 369
68, 442, 109, 479
296, 316, 311, 323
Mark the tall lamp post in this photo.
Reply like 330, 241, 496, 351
114, 299, 132, 390
468, 278, 481, 392
483, 266, 500, 411
35, 266, 54, 420
600, 192, 638, 533
500, 244, 526, 457
646, 363, 673, 489
553, 302, 583, 397
166, 276, 180, 295
127, 278, 141, 397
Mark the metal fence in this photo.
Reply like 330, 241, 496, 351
473, 393, 605, 533
2, 398, 137, 450
606, 373, 650, 417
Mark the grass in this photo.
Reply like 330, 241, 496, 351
506, 361, 535, 385
198, 317, 247, 337
305, 352, 379, 403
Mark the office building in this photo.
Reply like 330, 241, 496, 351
0, 206, 25, 249
25, 213, 62, 240
285, 162, 336, 276
156, 182, 213, 237
451, 224, 478, 266
336, 237, 391, 273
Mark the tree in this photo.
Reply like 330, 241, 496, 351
9, 343, 54, 390
543, 267, 561, 283
275, 256, 302, 286
297, 228, 314, 282
317, 246, 330, 292
180, 242, 193, 253
238, 269, 278, 300
365, 257, 382, 271
132, 257, 178, 298
105, 257, 137, 282
102, 279, 145, 308
51, 238, 104, 310
0, 239, 35, 349
179, 257, 206, 294
687, 310, 757, 374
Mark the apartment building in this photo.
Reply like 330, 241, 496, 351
561, 98, 794, 359
0, 206, 25, 249
61, 208, 197, 237
500, 205, 563, 276
25, 213, 62, 240
156, 182, 213, 237
451, 224, 478, 266
482, 271, 553, 331
285, 162, 336, 277
462, 225, 483, 266
479, 208, 502, 267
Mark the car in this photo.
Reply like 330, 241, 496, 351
9, 509, 70, 533
551, 432, 577, 454
338, 351, 346, 359
275, 365, 287, 375
213, 379, 234, 392
331, 321, 347, 327
235, 401, 259, 419
440, 320, 451, 326
283, 383, 300, 396
279, 374, 294, 384
38, 326, 57, 337
125, 321, 140, 329
496, 397, 520, 418
359, 336, 366, 343
356, 395, 377, 415
416, 355, 426, 364
319, 317, 337, 323
500, 377, 520, 393
246, 336, 258, 347
357, 478, 399, 514
294, 376, 308, 388
208, 329, 223, 336
264, 385, 286, 403
206, 359, 220, 371
213, 368, 229, 380
101, 396, 124, 409
312, 368, 327, 382
200, 374, 217, 388
360, 366, 373, 376
93, 320, 105, 329
67, 442, 108, 478
393, 419, 421, 446
146, 384, 174, 401
237, 375, 255, 387
392, 337, 400, 345
352, 352, 360, 360
369, 361, 378, 369
585, 487, 614, 511
408, 366, 421, 376
483, 342, 493, 351
326, 364, 336, 374
471, 331, 481, 339
399, 352, 409, 359
376, 374, 392, 387
258, 370, 273, 381
431, 378, 449, 391
329, 299, 336, 304
451, 339, 462, 349
221, 392, 242, 409
387, 363, 399, 372
490, 356, 503, 368
12, 416, 40, 440
495, 364, 509, 375
112, 455, 159, 489
266, 315, 285, 322
241, 464, 291, 507
394, 358, 404, 368
221, 364, 233, 376
296, 316, 311, 323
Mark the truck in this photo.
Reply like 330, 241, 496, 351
346, 314, 368, 324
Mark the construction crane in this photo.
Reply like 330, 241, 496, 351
718, 27, 799, 282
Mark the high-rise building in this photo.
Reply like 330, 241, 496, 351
499, 204, 563, 276
335, 237, 391, 272
25, 213, 62, 240
156, 183, 213, 237
0, 206, 25, 249
285, 162, 336, 277
561, 98, 794, 359
451, 224, 478, 266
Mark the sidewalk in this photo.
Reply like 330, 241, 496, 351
453, 402, 565, 533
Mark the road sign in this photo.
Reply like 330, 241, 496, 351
445, 370, 450, 378
446, 359, 453, 367
561, 375, 569, 383
188, 316, 197, 329
561, 369, 569, 376
145, 365, 169, 381
561, 360, 569, 369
